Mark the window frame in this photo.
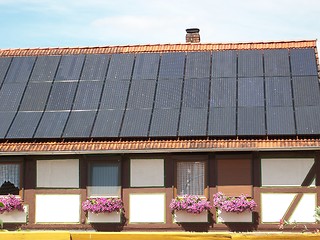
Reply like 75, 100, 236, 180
0, 158, 24, 197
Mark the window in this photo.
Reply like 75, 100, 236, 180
88, 161, 121, 197
0, 163, 21, 195
176, 161, 206, 196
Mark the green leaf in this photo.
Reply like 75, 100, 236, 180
0, 202, 4, 208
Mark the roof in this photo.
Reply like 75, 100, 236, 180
0, 40, 319, 153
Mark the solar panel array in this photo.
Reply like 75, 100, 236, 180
0, 48, 319, 139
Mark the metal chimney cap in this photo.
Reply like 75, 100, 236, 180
186, 28, 200, 34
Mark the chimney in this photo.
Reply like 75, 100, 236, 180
186, 28, 200, 43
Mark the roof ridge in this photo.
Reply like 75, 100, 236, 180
0, 39, 317, 57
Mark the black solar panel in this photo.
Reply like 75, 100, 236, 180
158, 52, 185, 80
91, 109, 124, 137
106, 54, 135, 80
46, 82, 78, 111
126, 81, 156, 109
266, 107, 295, 135
34, 111, 70, 138
62, 110, 96, 138
73, 81, 104, 110
149, 108, 179, 137
80, 54, 110, 81
208, 107, 236, 136
100, 80, 130, 110
154, 80, 182, 109
238, 77, 264, 107
238, 50, 263, 77
264, 49, 290, 77
29, 56, 60, 82
4, 56, 36, 83
210, 78, 236, 107
212, 51, 237, 78
0, 83, 26, 111
292, 76, 320, 106
185, 52, 211, 79
178, 108, 207, 136
295, 106, 320, 134
20, 82, 51, 111
55, 55, 85, 81
0, 111, 16, 138
237, 107, 265, 136
290, 48, 318, 76
0, 57, 12, 85
6, 111, 42, 139
132, 53, 160, 80
182, 79, 209, 108
120, 109, 152, 137
265, 77, 292, 106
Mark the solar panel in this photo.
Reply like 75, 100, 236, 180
238, 77, 264, 107
154, 80, 182, 109
292, 76, 320, 106
29, 55, 60, 82
55, 55, 85, 81
178, 108, 207, 136
73, 81, 104, 110
46, 82, 78, 111
290, 48, 318, 76
208, 107, 236, 136
158, 52, 185, 80
0, 111, 16, 138
238, 50, 263, 77
265, 77, 292, 106
212, 51, 237, 78
264, 49, 290, 77
185, 52, 211, 79
0, 57, 12, 85
106, 54, 135, 80
132, 53, 160, 80
19, 82, 51, 111
6, 111, 42, 139
34, 111, 70, 138
0, 83, 26, 111
126, 80, 156, 109
237, 107, 265, 136
120, 109, 152, 137
91, 109, 124, 137
149, 108, 179, 137
210, 78, 236, 107
266, 107, 295, 135
62, 110, 97, 138
80, 54, 110, 81
295, 106, 320, 134
4, 56, 36, 83
182, 79, 209, 108
100, 80, 130, 110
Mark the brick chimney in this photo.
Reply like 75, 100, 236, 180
186, 28, 200, 43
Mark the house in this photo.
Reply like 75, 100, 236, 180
0, 29, 319, 231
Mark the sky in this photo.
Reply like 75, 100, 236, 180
0, 0, 319, 49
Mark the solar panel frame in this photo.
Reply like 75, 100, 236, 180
265, 77, 293, 107
120, 109, 152, 137
80, 54, 110, 81
266, 106, 295, 135
4, 56, 36, 84
210, 78, 236, 107
212, 50, 237, 78
292, 76, 320, 106
99, 80, 130, 110
126, 80, 156, 109
238, 77, 264, 107
290, 48, 318, 76
91, 109, 125, 137
295, 106, 320, 135
0, 111, 16, 138
208, 107, 236, 136
72, 81, 104, 110
185, 52, 211, 79
237, 107, 266, 136
264, 49, 290, 77
34, 111, 70, 138
182, 79, 210, 108
29, 55, 60, 82
154, 80, 183, 109
55, 55, 85, 81
6, 111, 42, 139
158, 52, 185, 80
238, 50, 263, 77
178, 108, 208, 136
149, 108, 179, 137
62, 110, 97, 138
106, 53, 135, 80
0, 83, 26, 111
132, 53, 160, 80
0, 57, 12, 86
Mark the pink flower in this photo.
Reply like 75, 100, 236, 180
169, 195, 212, 214
82, 197, 124, 214
213, 192, 257, 213
0, 194, 24, 214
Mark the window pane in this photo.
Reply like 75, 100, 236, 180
177, 161, 205, 195
0, 164, 20, 195
88, 162, 120, 197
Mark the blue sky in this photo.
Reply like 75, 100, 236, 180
0, 0, 319, 49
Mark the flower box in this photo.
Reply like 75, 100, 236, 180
173, 210, 208, 223
0, 206, 28, 223
87, 211, 121, 223
217, 209, 252, 223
